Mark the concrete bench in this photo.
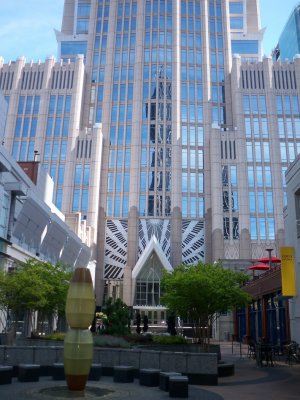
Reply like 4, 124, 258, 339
0, 366, 13, 385
88, 363, 102, 381
218, 362, 235, 377
52, 363, 65, 380
18, 364, 40, 382
159, 372, 182, 391
139, 368, 161, 386
169, 375, 189, 398
113, 365, 134, 383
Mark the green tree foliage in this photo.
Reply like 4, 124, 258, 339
160, 262, 251, 344
0, 259, 72, 334
103, 298, 130, 336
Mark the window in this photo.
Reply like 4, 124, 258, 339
231, 40, 258, 55
229, 2, 243, 14
230, 17, 243, 30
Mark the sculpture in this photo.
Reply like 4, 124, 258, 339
64, 267, 95, 391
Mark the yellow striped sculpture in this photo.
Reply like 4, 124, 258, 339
64, 267, 95, 391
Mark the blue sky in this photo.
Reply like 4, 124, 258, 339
0, 0, 298, 62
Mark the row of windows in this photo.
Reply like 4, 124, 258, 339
18, 96, 40, 115
74, 164, 90, 186
43, 140, 67, 161
141, 124, 172, 145
278, 117, 300, 138
246, 142, 270, 162
182, 196, 204, 218
223, 190, 238, 212
280, 141, 300, 163
72, 189, 89, 212
248, 166, 272, 187
115, 33, 135, 49
108, 172, 130, 192
140, 171, 171, 192
141, 147, 171, 167
12, 141, 36, 161
181, 104, 203, 123
224, 217, 239, 240
145, 31, 172, 47
113, 66, 134, 82
250, 218, 275, 240
249, 191, 274, 213
140, 194, 171, 217
48, 164, 65, 186
146, 0, 172, 14
182, 172, 204, 193
117, 1, 137, 17
276, 95, 299, 115
109, 125, 132, 146
182, 148, 203, 169
15, 117, 37, 138
244, 95, 267, 114
46, 117, 69, 138
145, 16, 172, 30
111, 104, 132, 123
245, 117, 269, 138
182, 126, 203, 146
109, 148, 131, 169
49, 95, 72, 115
107, 195, 129, 217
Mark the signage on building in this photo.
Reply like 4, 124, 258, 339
280, 247, 297, 296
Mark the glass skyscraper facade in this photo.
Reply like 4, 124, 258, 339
273, 4, 300, 61
2, 0, 300, 334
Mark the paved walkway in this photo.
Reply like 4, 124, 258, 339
0, 342, 299, 399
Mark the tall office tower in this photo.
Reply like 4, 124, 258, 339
273, 3, 300, 61
4, 1, 289, 332
55, 0, 263, 316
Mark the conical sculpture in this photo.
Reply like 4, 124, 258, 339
64, 267, 95, 391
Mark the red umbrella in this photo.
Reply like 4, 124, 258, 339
247, 264, 270, 271
257, 257, 281, 264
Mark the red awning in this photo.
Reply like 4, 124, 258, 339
257, 257, 281, 264
247, 264, 270, 271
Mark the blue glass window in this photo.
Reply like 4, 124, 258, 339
18, 96, 25, 114
76, 19, 89, 34
229, 2, 243, 14
230, 17, 243, 30
58, 165, 65, 185
30, 118, 37, 137
49, 96, 56, 113
75, 164, 82, 185
72, 189, 80, 211
33, 96, 40, 114
56, 189, 63, 210
77, 4, 90, 17
60, 141, 67, 160
25, 96, 32, 114
15, 118, 22, 137
81, 189, 88, 212
231, 40, 258, 55
83, 165, 90, 185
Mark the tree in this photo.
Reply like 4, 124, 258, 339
160, 262, 251, 344
103, 297, 130, 336
0, 259, 72, 335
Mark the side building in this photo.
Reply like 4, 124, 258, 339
273, 3, 300, 61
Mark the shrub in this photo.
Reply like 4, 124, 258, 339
152, 335, 187, 345
43, 332, 65, 341
93, 334, 130, 348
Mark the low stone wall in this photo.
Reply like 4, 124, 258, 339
0, 346, 218, 385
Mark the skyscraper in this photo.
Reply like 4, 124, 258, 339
273, 3, 300, 61
2, 0, 299, 334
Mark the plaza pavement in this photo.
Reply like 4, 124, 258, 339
0, 341, 299, 399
